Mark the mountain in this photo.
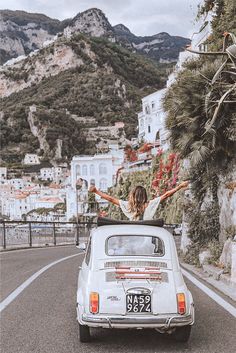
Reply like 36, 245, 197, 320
0, 32, 168, 164
0, 8, 190, 65
65, 8, 114, 38
0, 8, 190, 165
0, 10, 70, 64
113, 25, 190, 63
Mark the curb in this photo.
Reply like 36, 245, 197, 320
181, 262, 236, 303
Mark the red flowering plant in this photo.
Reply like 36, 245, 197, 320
124, 145, 138, 162
151, 149, 180, 197
138, 143, 153, 154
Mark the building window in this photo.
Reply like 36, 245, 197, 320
90, 164, 95, 175
140, 119, 144, 130
99, 163, 107, 175
90, 179, 95, 186
76, 165, 81, 176
145, 105, 150, 114
99, 178, 107, 191
82, 165, 87, 176
148, 125, 151, 133
151, 102, 155, 110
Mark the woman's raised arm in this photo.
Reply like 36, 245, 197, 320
89, 186, 120, 206
160, 181, 189, 202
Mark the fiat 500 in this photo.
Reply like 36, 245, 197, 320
76, 219, 194, 343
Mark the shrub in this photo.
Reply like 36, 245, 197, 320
207, 239, 223, 265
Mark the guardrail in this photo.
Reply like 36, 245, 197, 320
0, 220, 96, 250
0, 220, 180, 250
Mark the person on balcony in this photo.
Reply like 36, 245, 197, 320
89, 182, 188, 221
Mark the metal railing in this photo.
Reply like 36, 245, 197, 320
0, 220, 96, 250
0, 221, 181, 250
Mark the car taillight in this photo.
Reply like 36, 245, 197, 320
90, 292, 99, 314
177, 293, 186, 315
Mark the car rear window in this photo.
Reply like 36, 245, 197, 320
106, 235, 164, 257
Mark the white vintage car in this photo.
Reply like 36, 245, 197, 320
76, 219, 194, 343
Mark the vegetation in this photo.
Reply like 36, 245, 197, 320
26, 202, 66, 217
0, 33, 169, 163
109, 149, 184, 223
163, 0, 236, 259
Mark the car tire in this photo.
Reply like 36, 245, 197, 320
173, 325, 192, 342
79, 323, 91, 343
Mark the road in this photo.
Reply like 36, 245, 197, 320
0, 246, 236, 353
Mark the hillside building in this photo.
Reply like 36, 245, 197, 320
40, 167, 66, 183
0, 167, 7, 184
23, 154, 40, 165
137, 90, 169, 150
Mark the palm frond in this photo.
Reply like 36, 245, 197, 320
188, 141, 211, 167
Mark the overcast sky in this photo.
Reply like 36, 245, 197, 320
0, 0, 201, 38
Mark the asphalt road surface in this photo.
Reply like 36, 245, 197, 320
0, 246, 236, 353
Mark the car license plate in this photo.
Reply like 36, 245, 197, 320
126, 294, 151, 313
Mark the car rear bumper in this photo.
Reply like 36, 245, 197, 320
78, 305, 194, 329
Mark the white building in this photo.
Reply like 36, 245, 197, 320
108, 143, 124, 183
0, 180, 66, 220
40, 167, 66, 183
67, 150, 124, 220
23, 154, 40, 165
40, 168, 54, 181
71, 154, 114, 191
137, 18, 212, 151
0, 167, 7, 184
8, 178, 25, 190
67, 154, 113, 221
137, 90, 169, 150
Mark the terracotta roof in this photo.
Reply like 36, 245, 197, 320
15, 194, 28, 200
38, 197, 63, 203
49, 183, 61, 189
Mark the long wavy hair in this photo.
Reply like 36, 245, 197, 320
128, 186, 148, 220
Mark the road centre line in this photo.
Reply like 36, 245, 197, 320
182, 268, 236, 318
0, 253, 82, 313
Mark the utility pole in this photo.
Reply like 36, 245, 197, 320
75, 178, 83, 245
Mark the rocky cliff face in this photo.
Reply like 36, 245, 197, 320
0, 8, 190, 65
0, 10, 68, 64
113, 24, 190, 63
65, 8, 114, 39
0, 42, 84, 97
217, 165, 236, 243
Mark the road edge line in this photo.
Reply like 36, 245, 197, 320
181, 267, 236, 318
0, 253, 82, 313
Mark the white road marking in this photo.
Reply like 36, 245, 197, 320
182, 268, 236, 318
0, 253, 82, 313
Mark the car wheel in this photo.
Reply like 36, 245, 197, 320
79, 323, 91, 343
173, 325, 192, 342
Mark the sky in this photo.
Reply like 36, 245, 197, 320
0, 0, 202, 38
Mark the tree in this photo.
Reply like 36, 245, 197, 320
163, 0, 236, 250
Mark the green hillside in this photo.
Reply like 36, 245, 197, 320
0, 34, 169, 163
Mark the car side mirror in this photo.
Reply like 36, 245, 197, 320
76, 242, 86, 251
